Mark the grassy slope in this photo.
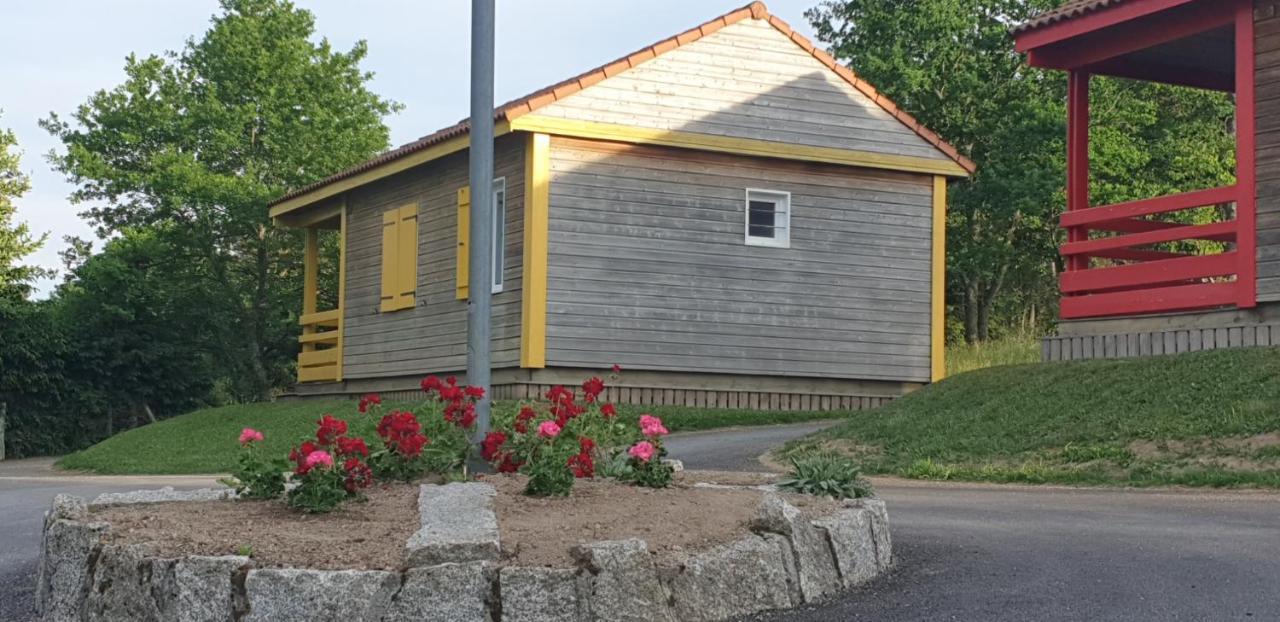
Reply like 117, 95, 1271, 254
58, 399, 847, 475
784, 347, 1280, 488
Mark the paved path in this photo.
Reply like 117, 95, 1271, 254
4, 424, 1279, 622
664, 420, 836, 472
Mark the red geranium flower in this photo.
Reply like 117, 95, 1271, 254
464, 385, 485, 399
336, 436, 369, 458
398, 433, 428, 458
342, 458, 374, 492
581, 377, 605, 403
357, 393, 382, 413
421, 375, 443, 392
612, 364, 622, 374
600, 403, 617, 418
481, 431, 507, 461
514, 405, 536, 433
315, 414, 348, 445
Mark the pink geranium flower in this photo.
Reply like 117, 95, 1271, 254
639, 414, 668, 437
238, 428, 264, 445
537, 420, 562, 438
629, 441, 655, 463
304, 450, 334, 469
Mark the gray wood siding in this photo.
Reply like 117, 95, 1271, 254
544, 137, 933, 382
1257, 1, 1280, 300
341, 135, 526, 378
532, 18, 950, 162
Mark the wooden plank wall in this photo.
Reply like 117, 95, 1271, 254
338, 385, 894, 412
1041, 323, 1278, 361
341, 135, 526, 378
544, 136, 934, 382
1257, 1, 1280, 300
531, 18, 950, 162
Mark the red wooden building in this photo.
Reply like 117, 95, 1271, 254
1014, 0, 1280, 360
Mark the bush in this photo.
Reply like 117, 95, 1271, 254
284, 415, 373, 513
362, 375, 481, 481
617, 415, 674, 489
778, 452, 874, 500
482, 369, 676, 495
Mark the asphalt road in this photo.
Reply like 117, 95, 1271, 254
3, 424, 1278, 622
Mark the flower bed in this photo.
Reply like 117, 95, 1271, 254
36, 369, 895, 621
37, 473, 894, 622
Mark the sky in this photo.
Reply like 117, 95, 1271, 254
1, 0, 823, 297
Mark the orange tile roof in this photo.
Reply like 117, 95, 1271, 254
270, 1, 975, 207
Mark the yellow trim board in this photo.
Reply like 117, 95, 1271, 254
931, 176, 947, 383
270, 121, 513, 220
520, 132, 551, 369
510, 116, 971, 178
335, 198, 347, 381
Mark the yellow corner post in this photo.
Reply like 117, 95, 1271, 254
521, 132, 551, 368
931, 176, 947, 382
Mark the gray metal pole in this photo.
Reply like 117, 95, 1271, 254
467, 0, 495, 448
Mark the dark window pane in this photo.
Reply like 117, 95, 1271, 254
748, 199, 775, 238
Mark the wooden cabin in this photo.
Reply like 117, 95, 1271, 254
269, 2, 974, 410
1015, 0, 1280, 361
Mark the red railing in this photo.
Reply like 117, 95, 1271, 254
1057, 185, 1245, 319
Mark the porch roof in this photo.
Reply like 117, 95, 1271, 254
1013, 0, 1237, 92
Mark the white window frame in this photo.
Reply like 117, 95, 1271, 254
744, 188, 791, 248
492, 177, 506, 293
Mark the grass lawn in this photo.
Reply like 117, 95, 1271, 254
782, 346, 1280, 489
58, 399, 850, 475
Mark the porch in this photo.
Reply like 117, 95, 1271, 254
1015, 0, 1258, 322
294, 208, 345, 384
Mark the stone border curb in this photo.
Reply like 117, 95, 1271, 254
37, 487, 891, 621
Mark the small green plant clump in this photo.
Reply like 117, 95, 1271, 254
778, 452, 874, 500
220, 428, 287, 500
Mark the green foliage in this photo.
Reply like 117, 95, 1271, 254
619, 450, 675, 490
0, 112, 50, 297
286, 464, 349, 513
778, 452, 874, 499
524, 440, 579, 497
41, 0, 399, 401
807, 0, 1237, 342
55, 229, 222, 420
221, 443, 287, 500
782, 347, 1280, 488
946, 333, 1040, 376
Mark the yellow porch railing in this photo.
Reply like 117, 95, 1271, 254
295, 204, 346, 384
298, 308, 342, 383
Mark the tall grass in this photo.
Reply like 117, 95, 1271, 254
945, 334, 1041, 376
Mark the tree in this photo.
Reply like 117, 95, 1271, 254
43, 0, 400, 398
807, 0, 1236, 342
55, 229, 223, 430
0, 112, 50, 298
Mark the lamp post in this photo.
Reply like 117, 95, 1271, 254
466, 0, 496, 467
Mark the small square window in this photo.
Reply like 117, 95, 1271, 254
745, 189, 790, 248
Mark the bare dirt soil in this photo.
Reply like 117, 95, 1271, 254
92, 471, 840, 570
93, 483, 419, 570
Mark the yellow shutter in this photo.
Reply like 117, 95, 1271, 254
380, 204, 417, 313
456, 186, 470, 300
379, 209, 399, 312
396, 204, 418, 309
